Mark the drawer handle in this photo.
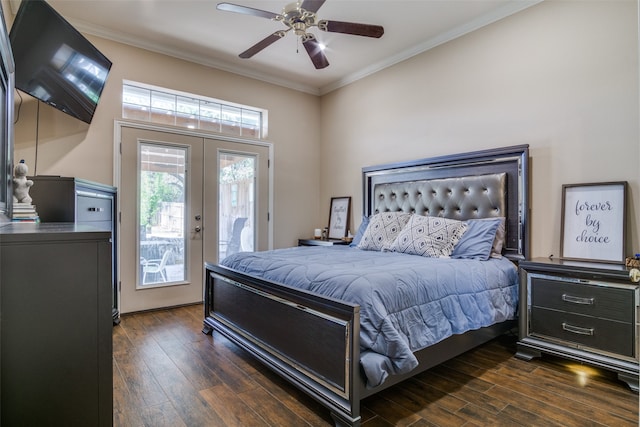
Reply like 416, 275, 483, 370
561, 294, 594, 305
87, 207, 104, 212
562, 322, 594, 336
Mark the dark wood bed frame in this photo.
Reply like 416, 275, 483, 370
203, 145, 530, 426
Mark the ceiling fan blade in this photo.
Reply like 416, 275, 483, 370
303, 37, 329, 69
300, 0, 326, 13
319, 20, 384, 38
217, 2, 280, 20
239, 32, 286, 58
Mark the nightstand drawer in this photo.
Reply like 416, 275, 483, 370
531, 307, 634, 357
531, 277, 634, 323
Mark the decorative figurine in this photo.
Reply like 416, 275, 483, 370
13, 159, 33, 203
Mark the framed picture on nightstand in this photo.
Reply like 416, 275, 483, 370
328, 196, 351, 239
560, 181, 627, 264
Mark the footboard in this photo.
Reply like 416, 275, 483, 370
202, 262, 362, 427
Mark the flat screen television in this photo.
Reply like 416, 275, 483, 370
9, 0, 112, 124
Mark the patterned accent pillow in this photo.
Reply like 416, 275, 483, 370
390, 215, 468, 258
357, 211, 412, 251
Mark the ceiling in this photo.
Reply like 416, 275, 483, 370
8, 0, 540, 96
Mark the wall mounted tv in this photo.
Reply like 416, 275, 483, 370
9, 0, 112, 124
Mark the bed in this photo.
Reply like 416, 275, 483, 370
202, 145, 530, 426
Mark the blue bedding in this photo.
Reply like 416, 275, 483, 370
220, 246, 518, 387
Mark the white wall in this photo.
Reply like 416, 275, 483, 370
320, 0, 639, 259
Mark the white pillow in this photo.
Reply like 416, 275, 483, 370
390, 215, 468, 258
357, 211, 412, 251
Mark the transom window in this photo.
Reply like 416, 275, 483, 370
122, 81, 267, 139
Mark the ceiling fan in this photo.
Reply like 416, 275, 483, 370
217, 1, 384, 69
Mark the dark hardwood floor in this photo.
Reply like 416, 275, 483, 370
113, 304, 639, 426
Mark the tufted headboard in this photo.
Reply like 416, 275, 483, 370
373, 173, 506, 221
362, 145, 529, 261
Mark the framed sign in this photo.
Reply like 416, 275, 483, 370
328, 196, 351, 239
560, 181, 627, 264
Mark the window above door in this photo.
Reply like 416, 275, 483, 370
122, 81, 268, 139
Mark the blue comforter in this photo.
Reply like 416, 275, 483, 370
220, 246, 518, 387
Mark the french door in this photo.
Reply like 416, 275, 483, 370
118, 124, 269, 313
203, 138, 270, 265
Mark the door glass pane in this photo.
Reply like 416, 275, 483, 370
218, 152, 255, 262
138, 143, 186, 286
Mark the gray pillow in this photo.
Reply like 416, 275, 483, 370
350, 215, 370, 247
451, 217, 502, 260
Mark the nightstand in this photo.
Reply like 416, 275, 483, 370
298, 238, 350, 247
516, 257, 639, 391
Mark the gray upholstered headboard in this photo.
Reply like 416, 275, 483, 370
373, 173, 506, 221
362, 145, 529, 261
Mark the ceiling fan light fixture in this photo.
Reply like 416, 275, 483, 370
293, 21, 307, 36
217, 1, 383, 69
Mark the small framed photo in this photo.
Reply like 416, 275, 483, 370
328, 196, 351, 239
560, 181, 627, 264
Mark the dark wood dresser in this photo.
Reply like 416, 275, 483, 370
0, 223, 113, 425
517, 257, 639, 391
29, 176, 119, 323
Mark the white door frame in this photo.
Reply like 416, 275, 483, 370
113, 120, 274, 313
